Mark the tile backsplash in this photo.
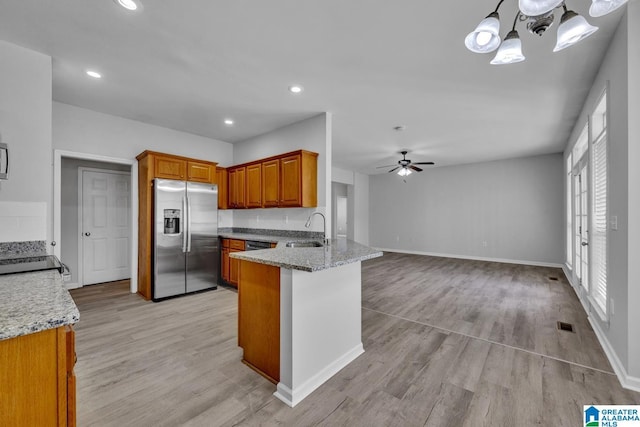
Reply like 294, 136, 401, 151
0, 201, 47, 243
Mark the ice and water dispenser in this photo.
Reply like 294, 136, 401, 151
163, 209, 181, 235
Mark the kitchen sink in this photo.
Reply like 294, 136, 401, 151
285, 241, 324, 248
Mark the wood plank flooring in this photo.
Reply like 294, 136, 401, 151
69, 254, 640, 426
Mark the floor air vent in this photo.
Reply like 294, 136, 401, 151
549, 277, 559, 281
557, 321, 574, 332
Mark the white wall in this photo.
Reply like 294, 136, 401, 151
0, 41, 52, 246
231, 113, 332, 234
563, 4, 640, 389
53, 102, 233, 164
370, 153, 564, 265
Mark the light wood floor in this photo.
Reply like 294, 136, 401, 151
70, 254, 640, 426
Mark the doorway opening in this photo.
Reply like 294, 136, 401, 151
54, 150, 137, 292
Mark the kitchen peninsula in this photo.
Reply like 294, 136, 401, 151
231, 239, 382, 407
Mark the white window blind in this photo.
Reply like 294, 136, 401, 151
590, 91, 608, 317
566, 154, 572, 267
591, 129, 607, 315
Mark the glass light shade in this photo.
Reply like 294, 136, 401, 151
519, 0, 564, 17
465, 13, 501, 53
397, 168, 412, 177
589, 0, 628, 17
490, 31, 525, 65
553, 11, 599, 52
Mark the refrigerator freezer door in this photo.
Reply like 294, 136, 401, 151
186, 182, 219, 293
154, 179, 187, 299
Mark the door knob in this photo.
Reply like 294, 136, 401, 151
581, 241, 588, 246
85, 232, 91, 237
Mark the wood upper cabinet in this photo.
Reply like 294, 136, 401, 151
226, 150, 317, 209
262, 159, 280, 207
216, 167, 228, 209
228, 167, 246, 209
280, 151, 318, 208
187, 160, 215, 183
154, 154, 186, 180
136, 150, 218, 300
246, 163, 262, 208
0, 326, 76, 427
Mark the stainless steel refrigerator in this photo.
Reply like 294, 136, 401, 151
153, 178, 219, 300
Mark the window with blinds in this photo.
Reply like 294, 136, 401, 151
566, 154, 572, 268
590, 92, 608, 317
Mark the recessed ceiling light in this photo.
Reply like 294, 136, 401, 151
86, 70, 102, 79
224, 119, 234, 126
288, 85, 304, 94
114, 0, 142, 11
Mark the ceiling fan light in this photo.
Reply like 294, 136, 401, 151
465, 12, 501, 53
553, 10, 599, 52
397, 167, 412, 177
490, 30, 525, 65
589, 0, 628, 17
519, 0, 564, 17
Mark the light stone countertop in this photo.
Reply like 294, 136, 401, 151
218, 231, 319, 243
0, 270, 80, 341
229, 238, 383, 272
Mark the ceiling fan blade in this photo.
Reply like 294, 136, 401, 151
388, 167, 400, 173
413, 161, 435, 165
409, 165, 423, 172
376, 164, 397, 169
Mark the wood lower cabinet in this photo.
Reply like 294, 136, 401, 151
221, 238, 245, 288
136, 150, 218, 300
238, 259, 280, 383
0, 325, 76, 427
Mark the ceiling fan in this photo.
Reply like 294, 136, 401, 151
376, 151, 435, 177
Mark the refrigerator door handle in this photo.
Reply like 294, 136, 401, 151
182, 196, 187, 253
187, 195, 192, 252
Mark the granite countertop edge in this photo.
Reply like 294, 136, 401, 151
230, 239, 383, 272
0, 270, 80, 341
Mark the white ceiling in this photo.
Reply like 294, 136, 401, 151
0, 0, 625, 173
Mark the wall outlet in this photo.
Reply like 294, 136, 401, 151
395, 235, 400, 242
284, 215, 288, 224
482, 241, 488, 247
256, 215, 260, 223
610, 215, 618, 230
610, 298, 615, 316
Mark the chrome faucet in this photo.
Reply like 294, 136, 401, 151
305, 212, 329, 246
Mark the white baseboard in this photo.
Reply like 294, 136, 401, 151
589, 316, 640, 393
374, 247, 564, 269
65, 282, 81, 290
274, 343, 364, 407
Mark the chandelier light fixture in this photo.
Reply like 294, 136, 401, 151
465, 0, 627, 65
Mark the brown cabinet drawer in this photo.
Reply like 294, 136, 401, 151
230, 239, 245, 250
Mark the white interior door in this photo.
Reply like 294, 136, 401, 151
573, 160, 589, 292
81, 169, 131, 285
